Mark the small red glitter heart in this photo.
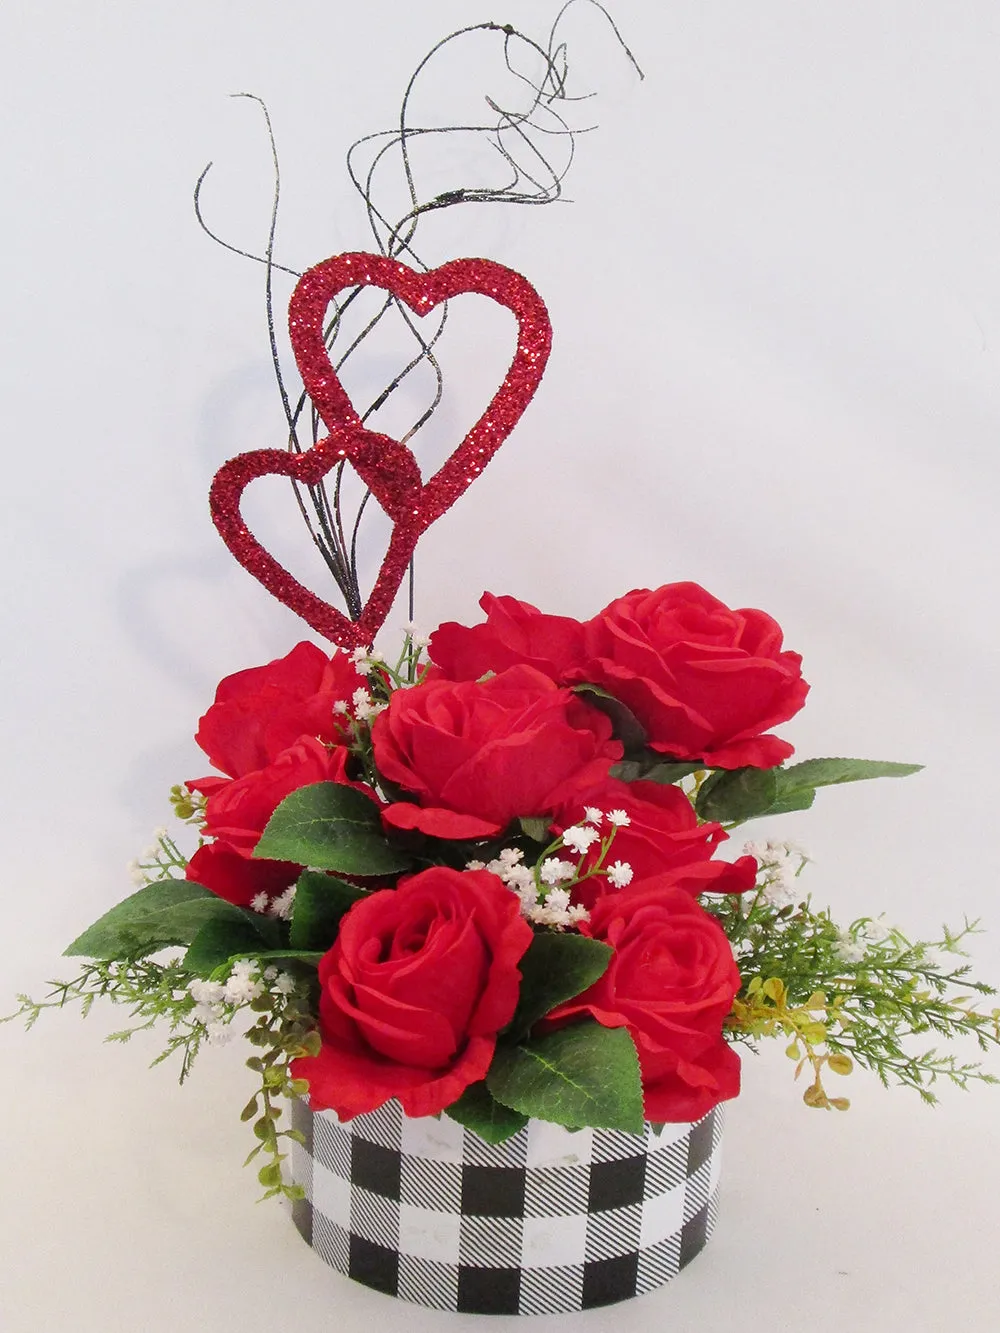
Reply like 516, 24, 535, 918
287, 252, 552, 533
210, 429, 423, 649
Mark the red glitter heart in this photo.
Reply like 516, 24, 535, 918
210, 429, 423, 649
288, 253, 551, 532
211, 252, 551, 647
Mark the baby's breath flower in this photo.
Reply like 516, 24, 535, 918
607, 809, 631, 827
273, 973, 296, 997
505, 864, 537, 894
527, 893, 588, 930
744, 838, 808, 909
205, 1020, 233, 1046
561, 824, 599, 854
540, 858, 576, 886
333, 699, 349, 715
224, 973, 263, 1004
250, 892, 269, 914
269, 885, 297, 921
352, 683, 386, 722
760, 871, 797, 909
188, 978, 226, 1006
834, 931, 866, 965
465, 859, 487, 871
514, 879, 539, 911
403, 623, 431, 649
498, 847, 525, 867
606, 860, 634, 888
584, 807, 604, 825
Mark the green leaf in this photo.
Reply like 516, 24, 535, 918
696, 767, 779, 824
243, 949, 326, 965
64, 879, 250, 959
254, 782, 411, 876
762, 757, 922, 821
778, 757, 923, 793
767, 785, 817, 816
507, 934, 613, 1040
257, 1160, 283, 1188
289, 870, 368, 951
182, 916, 277, 977
572, 684, 647, 752
611, 757, 703, 785
518, 817, 550, 843
487, 1021, 644, 1132
444, 1081, 528, 1143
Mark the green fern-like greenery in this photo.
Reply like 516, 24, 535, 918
711, 876, 1000, 1109
4, 954, 317, 1199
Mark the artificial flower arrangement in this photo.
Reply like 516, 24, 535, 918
11, 582, 998, 1184
7, 18, 999, 1310
9, 253, 1000, 1319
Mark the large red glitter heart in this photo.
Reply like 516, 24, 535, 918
210, 429, 423, 649
288, 252, 551, 532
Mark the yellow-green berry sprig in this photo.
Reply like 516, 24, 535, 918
169, 783, 206, 826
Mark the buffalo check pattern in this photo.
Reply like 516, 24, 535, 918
290, 1099, 724, 1315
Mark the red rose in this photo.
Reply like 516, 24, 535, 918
186, 737, 352, 907
193, 641, 363, 780
429, 593, 586, 682
372, 664, 622, 840
546, 877, 743, 1122
291, 867, 534, 1119
185, 841, 298, 909
570, 583, 808, 769
552, 778, 727, 907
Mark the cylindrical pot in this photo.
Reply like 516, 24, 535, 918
289, 1098, 724, 1315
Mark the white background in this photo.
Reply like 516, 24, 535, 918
2, 2, 999, 1329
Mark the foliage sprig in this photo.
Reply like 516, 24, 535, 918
711, 873, 1000, 1108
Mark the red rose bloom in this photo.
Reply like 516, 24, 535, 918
429, 592, 586, 683
291, 867, 534, 1119
569, 582, 808, 769
186, 736, 352, 907
546, 876, 744, 1122
372, 664, 622, 840
552, 777, 727, 907
193, 641, 363, 781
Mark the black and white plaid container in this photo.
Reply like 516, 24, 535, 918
289, 1098, 724, 1315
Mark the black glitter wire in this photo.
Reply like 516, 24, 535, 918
194, 3, 642, 629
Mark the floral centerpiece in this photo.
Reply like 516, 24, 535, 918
7, 16, 999, 1312
19, 580, 995, 1161
9, 582, 998, 1309
11, 329, 1000, 1313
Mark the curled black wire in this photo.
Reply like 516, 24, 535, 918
194, 2, 642, 630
